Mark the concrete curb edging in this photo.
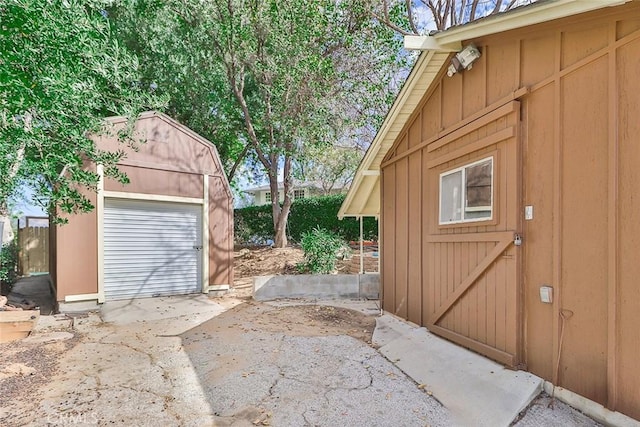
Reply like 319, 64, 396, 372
252, 274, 380, 301
373, 313, 544, 427
543, 382, 640, 427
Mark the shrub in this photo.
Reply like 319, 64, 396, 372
234, 203, 274, 244
0, 239, 19, 291
234, 193, 378, 244
287, 194, 378, 243
298, 227, 348, 274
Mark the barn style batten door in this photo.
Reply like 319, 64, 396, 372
425, 101, 521, 367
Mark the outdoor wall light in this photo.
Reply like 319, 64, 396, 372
447, 43, 481, 77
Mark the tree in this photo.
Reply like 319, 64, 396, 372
114, 0, 406, 247
107, 2, 248, 180
369, 0, 535, 33
0, 0, 159, 223
295, 144, 362, 195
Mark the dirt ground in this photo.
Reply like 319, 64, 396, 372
203, 301, 377, 344
233, 245, 351, 279
0, 322, 81, 424
232, 245, 353, 300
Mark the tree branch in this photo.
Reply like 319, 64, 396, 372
227, 142, 251, 182
406, 0, 420, 34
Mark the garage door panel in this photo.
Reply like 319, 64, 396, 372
104, 199, 202, 300
103, 263, 198, 276
103, 245, 197, 254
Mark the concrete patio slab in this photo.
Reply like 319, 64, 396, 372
373, 314, 543, 427
101, 293, 239, 334
4, 295, 609, 426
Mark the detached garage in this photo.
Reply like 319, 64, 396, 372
51, 112, 233, 305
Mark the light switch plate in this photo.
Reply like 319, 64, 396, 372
525, 205, 534, 220
540, 286, 553, 304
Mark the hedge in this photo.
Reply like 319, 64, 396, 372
234, 193, 378, 244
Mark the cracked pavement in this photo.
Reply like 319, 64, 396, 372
3, 298, 452, 426
181, 302, 452, 426
1, 296, 606, 426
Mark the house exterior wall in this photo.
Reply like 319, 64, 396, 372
380, 2, 640, 418
54, 190, 98, 298
251, 188, 307, 206
249, 186, 346, 206
53, 113, 233, 301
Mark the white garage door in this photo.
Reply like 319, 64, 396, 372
103, 199, 202, 300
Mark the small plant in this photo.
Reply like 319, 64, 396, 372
0, 239, 19, 292
298, 227, 348, 274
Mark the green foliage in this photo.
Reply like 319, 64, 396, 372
110, 0, 406, 245
288, 194, 378, 242
0, 0, 161, 219
0, 240, 19, 289
108, 1, 247, 178
234, 194, 378, 244
233, 204, 276, 245
294, 145, 362, 194
298, 227, 347, 274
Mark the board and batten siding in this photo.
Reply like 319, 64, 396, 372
380, 2, 640, 419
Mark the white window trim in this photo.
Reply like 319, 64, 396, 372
438, 156, 494, 225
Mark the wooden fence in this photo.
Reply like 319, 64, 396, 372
18, 217, 49, 276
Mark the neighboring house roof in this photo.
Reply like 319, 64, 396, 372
338, 0, 631, 219
243, 180, 344, 194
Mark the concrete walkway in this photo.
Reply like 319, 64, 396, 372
6, 274, 56, 315
373, 314, 543, 427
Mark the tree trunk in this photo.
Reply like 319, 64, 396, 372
268, 177, 292, 248
268, 173, 282, 245
274, 203, 291, 247
269, 152, 294, 248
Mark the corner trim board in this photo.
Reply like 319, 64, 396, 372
96, 165, 106, 304
202, 174, 210, 293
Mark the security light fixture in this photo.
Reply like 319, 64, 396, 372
447, 43, 481, 77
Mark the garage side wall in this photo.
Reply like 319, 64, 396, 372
380, 3, 640, 418
55, 192, 99, 299
209, 175, 233, 286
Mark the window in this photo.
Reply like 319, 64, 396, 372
439, 157, 493, 225
265, 192, 272, 203
293, 189, 305, 200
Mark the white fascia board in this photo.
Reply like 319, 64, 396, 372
434, 0, 631, 46
405, 35, 461, 52
341, 0, 632, 220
